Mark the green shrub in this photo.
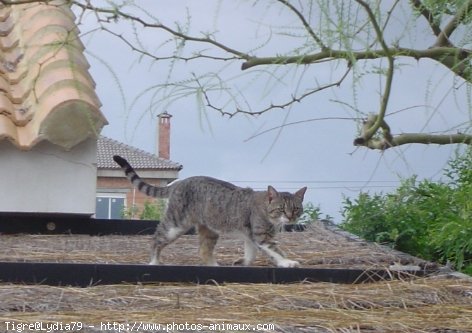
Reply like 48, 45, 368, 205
122, 199, 166, 220
140, 199, 166, 220
298, 202, 321, 224
121, 204, 139, 219
341, 148, 472, 274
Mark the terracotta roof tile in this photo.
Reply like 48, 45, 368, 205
97, 136, 183, 171
0, 1, 107, 150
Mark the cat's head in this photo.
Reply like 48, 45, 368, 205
266, 185, 307, 226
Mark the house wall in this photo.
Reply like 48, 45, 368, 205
0, 138, 98, 215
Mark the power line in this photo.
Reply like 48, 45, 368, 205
227, 180, 401, 191
229, 180, 400, 184
250, 185, 398, 191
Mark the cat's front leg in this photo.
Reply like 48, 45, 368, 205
258, 241, 300, 268
233, 238, 258, 266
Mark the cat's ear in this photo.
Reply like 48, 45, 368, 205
267, 185, 279, 203
294, 187, 307, 201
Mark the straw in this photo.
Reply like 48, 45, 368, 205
0, 223, 428, 268
1, 222, 471, 332
0, 277, 471, 332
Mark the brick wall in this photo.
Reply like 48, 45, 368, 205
97, 177, 168, 216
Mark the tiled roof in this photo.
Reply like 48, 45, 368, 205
0, 2, 107, 150
97, 136, 183, 170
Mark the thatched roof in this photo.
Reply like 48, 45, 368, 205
0, 221, 429, 268
1, 276, 471, 332
0, 221, 471, 332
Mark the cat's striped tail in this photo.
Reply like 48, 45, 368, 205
113, 155, 170, 198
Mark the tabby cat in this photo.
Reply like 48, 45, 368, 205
113, 155, 307, 268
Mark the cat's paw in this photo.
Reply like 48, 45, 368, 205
205, 259, 219, 266
232, 258, 254, 266
232, 258, 245, 266
277, 259, 300, 268
149, 258, 160, 265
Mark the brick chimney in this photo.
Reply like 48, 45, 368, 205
157, 111, 172, 159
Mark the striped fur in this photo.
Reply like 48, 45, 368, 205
113, 155, 169, 198
113, 155, 307, 267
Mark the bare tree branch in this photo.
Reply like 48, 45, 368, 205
355, 0, 390, 52
353, 0, 395, 146
354, 114, 472, 149
202, 66, 352, 117
242, 47, 472, 82
4, 0, 470, 150
71, 0, 472, 149
100, 27, 239, 63
275, 0, 327, 50
357, 132, 472, 150
71, 1, 251, 60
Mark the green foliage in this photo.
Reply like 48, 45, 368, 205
121, 204, 139, 219
139, 199, 166, 220
122, 199, 166, 220
298, 202, 321, 224
417, 0, 472, 24
341, 149, 472, 274
298, 202, 333, 224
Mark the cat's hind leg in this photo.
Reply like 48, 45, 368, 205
149, 220, 188, 265
197, 225, 219, 266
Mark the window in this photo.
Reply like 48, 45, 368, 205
96, 195, 126, 219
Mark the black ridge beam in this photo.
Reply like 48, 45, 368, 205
0, 262, 98, 286
96, 264, 272, 285
0, 262, 434, 286
0, 214, 158, 235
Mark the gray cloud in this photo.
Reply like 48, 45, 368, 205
79, 1, 470, 220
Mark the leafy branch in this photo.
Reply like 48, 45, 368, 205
68, 0, 472, 149
5, 0, 472, 150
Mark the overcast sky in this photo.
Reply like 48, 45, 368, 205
78, 1, 471, 221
